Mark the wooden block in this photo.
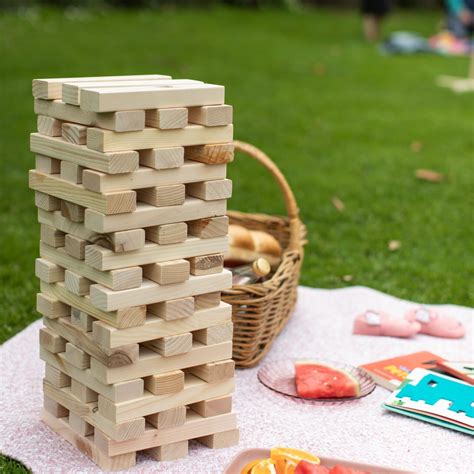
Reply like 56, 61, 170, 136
89, 270, 232, 312
64, 234, 86, 260
188, 359, 235, 383
37, 115, 62, 136
35, 154, 60, 174
35, 257, 64, 283
60, 161, 84, 184
65, 342, 90, 369
39, 327, 66, 353
193, 322, 232, 345
190, 395, 232, 418
189, 254, 224, 276
82, 161, 226, 193
143, 370, 184, 396
187, 179, 232, 201
37, 293, 70, 319
146, 108, 188, 129
86, 124, 233, 153
62, 122, 87, 145
41, 410, 137, 470
35, 190, 61, 211
188, 104, 233, 126
146, 406, 186, 429
44, 394, 69, 417
85, 198, 227, 233
35, 98, 146, 132
71, 379, 98, 403
41, 280, 146, 329
30, 133, 139, 174
85, 235, 227, 271
68, 411, 94, 436
33, 74, 171, 99
143, 259, 190, 285
149, 295, 195, 322
61, 201, 85, 223
64, 270, 92, 296
146, 222, 187, 245
137, 184, 185, 207
197, 428, 239, 449
45, 364, 71, 388
185, 143, 234, 165
139, 147, 184, 170
102, 229, 145, 253
194, 292, 221, 310
146, 440, 188, 461
41, 224, 65, 247
41, 242, 143, 291
30, 170, 137, 215
188, 216, 229, 239
146, 333, 193, 357
71, 308, 94, 332
80, 83, 224, 112
93, 302, 230, 349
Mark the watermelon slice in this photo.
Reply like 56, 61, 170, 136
295, 461, 330, 473
294, 361, 361, 399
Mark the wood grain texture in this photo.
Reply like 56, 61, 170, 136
186, 179, 232, 201
45, 364, 71, 388
148, 296, 195, 321
61, 201, 85, 223
71, 379, 98, 403
194, 292, 221, 310
37, 292, 70, 319
137, 184, 185, 207
60, 161, 84, 184
190, 395, 232, 418
187, 359, 235, 383
146, 406, 186, 429
44, 394, 69, 418
145, 108, 188, 129
64, 234, 86, 260
64, 270, 92, 296
189, 253, 224, 276
193, 322, 233, 345
37, 115, 62, 136
139, 147, 184, 170
145, 222, 187, 245
65, 342, 90, 369
68, 412, 94, 436
143, 259, 190, 285
70, 308, 94, 332
188, 216, 229, 239
143, 370, 184, 396
62, 122, 87, 145
145, 440, 188, 461
41, 224, 65, 247
35, 257, 65, 283
185, 143, 234, 164
39, 327, 66, 353
188, 105, 233, 126
146, 332, 193, 357
35, 190, 61, 211
36, 154, 60, 174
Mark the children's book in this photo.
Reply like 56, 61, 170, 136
360, 351, 444, 390
435, 360, 474, 385
384, 368, 474, 435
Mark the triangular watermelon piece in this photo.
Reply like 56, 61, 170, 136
295, 361, 361, 399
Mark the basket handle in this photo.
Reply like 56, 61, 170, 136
233, 140, 301, 249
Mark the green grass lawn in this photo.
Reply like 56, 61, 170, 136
0, 6, 472, 469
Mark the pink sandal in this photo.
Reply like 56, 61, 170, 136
405, 307, 465, 339
353, 310, 421, 338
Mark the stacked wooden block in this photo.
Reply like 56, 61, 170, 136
30, 75, 238, 470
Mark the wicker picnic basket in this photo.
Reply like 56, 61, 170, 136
222, 140, 307, 368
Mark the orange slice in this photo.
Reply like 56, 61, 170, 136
241, 458, 266, 474
270, 447, 320, 469
250, 458, 278, 474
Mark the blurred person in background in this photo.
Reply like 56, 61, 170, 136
360, 0, 392, 41
446, 0, 474, 37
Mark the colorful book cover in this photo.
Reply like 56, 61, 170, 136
360, 351, 444, 391
384, 368, 474, 436
436, 360, 474, 385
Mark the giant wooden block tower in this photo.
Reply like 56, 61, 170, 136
30, 75, 238, 470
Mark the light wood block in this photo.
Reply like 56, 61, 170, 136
194, 322, 232, 345
85, 198, 226, 233
146, 406, 186, 429
62, 122, 87, 145
146, 222, 187, 245
146, 333, 192, 357
146, 440, 188, 461
65, 270, 92, 296
189, 254, 224, 276
35, 257, 64, 283
91, 341, 232, 385
36, 154, 60, 174
85, 235, 227, 271
80, 82, 224, 112
44, 394, 69, 417
93, 302, 230, 349
197, 428, 239, 449
35, 98, 146, 132
188, 104, 233, 126
37, 115, 62, 136
45, 364, 71, 388
143, 370, 184, 396
185, 143, 234, 164
41, 242, 143, 291
60, 161, 84, 184
146, 107, 188, 129
65, 342, 90, 369
190, 395, 232, 418
194, 292, 221, 310
37, 293, 70, 319
143, 260, 190, 285
86, 124, 233, 153
137, 184, 185, 207
70, 308, 94, 332
188, 216, 229, 239
61, 201, 85, 223
41, 281, 146, 329
64, 234, 86, 260
103, 229, 145, 253
82, 161, 226, 193
35, 190, 61, 211
30, 133, 139, 174
69, 411, 94, 436
71, 379, 98, 403
41, 224, 65, 247
187, 179, 232, 201
39, 327, 66, 353
139, 147, 184, 170
188, 359, 235, 383
30, 170, 136, 215
148, 296, 194, 321
90, 270, 232, 312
